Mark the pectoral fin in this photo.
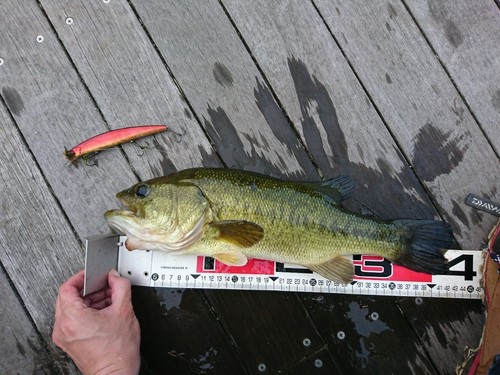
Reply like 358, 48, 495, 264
213, 252, 248, 266
211, 220, 264, 248
308, 255, 354, 283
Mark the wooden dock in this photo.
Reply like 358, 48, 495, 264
1, 1, 499, 374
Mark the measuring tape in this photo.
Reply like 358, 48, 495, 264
84, 235, 484, 299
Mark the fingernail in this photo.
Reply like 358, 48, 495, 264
110, 268, 120, 277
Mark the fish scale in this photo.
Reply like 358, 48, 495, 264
105, 168, 452, 283
179, 172, 403, 264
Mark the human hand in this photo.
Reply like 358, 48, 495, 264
52, 270, 141, 375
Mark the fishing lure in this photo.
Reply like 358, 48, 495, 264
64, 125, 169, 165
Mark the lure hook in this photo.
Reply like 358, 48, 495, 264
170, 128, 186, 143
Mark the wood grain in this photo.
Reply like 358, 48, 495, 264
279, 347, 343, 374
130, 2, 334, 372
222, 0, 436, 222
0, 1, 495, 373
224, 1, 486, 373
202, 290, 327, 374
298, 294, 440, 374
33, 1, 258, 372
40, 0, 220, 179
397, 297, 485, 375
131, 0, 318, 179
0, 0, 139, 238
0, 265, 56, 374
314, 0, 499, 249
131, 288, 248, 374
406, 0, 500, 155
0, 98, 81, 373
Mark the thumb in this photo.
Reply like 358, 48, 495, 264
107, 269, 133, 310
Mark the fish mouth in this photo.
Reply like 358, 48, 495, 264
104, 209, 138, 234
108, 191, 145, 219
103, 210, 151, 251
104, 208, 171, 252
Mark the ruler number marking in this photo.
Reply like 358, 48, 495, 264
140, 251, 480, 298
447, 254, 476, 281
353, 255, 392, 277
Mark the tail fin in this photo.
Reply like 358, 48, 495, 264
392, 219, 452, 274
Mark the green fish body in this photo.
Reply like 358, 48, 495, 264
104, 168, 451, 283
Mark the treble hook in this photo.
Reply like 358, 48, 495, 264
132, 140, 156, 156
83, 152, 99, 167
170, 128, 186, 143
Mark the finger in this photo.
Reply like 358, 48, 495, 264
88, 297, 112, 310
52, 301, 61, 345
58, 270, 86, 306
52, 294, 64, 343
105, 287, 113, 299
64, 270, 85, 289
83, 289, 108, 306
107, 269, 132, 311
54, 293, 62, 321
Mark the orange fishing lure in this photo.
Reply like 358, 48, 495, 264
65, 125, 168, 164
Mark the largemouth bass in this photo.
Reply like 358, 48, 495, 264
104, 168, 451, 283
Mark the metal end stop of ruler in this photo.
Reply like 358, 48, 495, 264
84, 234, 153, 296
84, 234, 121, 296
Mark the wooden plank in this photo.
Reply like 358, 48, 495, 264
39, 0, 220, 179
0, 0, 138, 238
221, 2, 438, 372
24, 1, 252, 372
203, 290, 326, 374
131, 0, 318, 178
129, 2, 334, 372
222, 1, 485, 373
406, 0, 500, 155
37, 0, 321, 372
222, 0, 435, 221
397, 297, 485, 375
280, 347, 343, 374
0, 97, 80, 373
310, 1, 491, 371
0, 264, 56, 374
313, 0, 499, 249
298, 294, 440, 374
132, 288, 247, 374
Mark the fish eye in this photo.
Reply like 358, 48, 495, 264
135, 184, 150, 198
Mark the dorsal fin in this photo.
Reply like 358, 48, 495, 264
300, 175, 354, 204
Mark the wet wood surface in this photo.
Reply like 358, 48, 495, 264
406, 0, 500, 154
0, 265, 57, 374
314, 0, 498, 248
0, 1, 498, 374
